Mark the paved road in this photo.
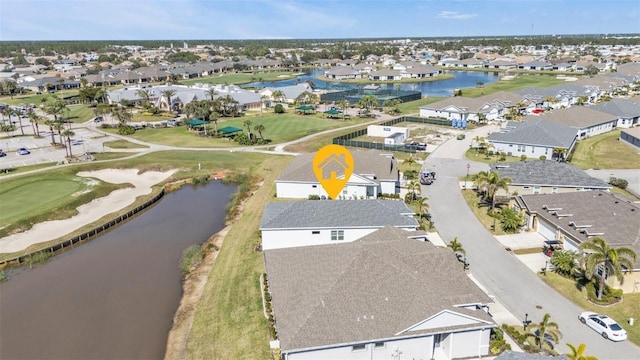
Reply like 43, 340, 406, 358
422, 125, 640, 359
586, 169, 640, 198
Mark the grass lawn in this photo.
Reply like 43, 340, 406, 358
180, 71, 296, 86
540, 272, 640, 346
66, 104, 95, 123
569, 130, 640, 169
0, 172, 123, 238
465, 148, 523, 164
132, 112, 175, 123
461, 75, 565, 98
118, 113, 359, 148
461, 189, 506, 236
397, 97, 447, 114
103, 139, 149, 149
186, 155, 292, 359
0, 89, 80, 106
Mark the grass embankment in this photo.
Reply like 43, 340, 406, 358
540, 272, 640, 346
180, 71, 297, 86
569, 130, 640, 169
317, 73, 455, 84
0, 171, 125, 239
186, 155, 292, 359
0, 89, 80, 106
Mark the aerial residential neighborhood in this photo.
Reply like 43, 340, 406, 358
1, 1, 640, 360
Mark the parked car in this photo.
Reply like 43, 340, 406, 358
408, 141, 427, 151
578, 312, 627, 341
0, 150, 6, 157
93, 116, 103, 123
16, 147, 30, 155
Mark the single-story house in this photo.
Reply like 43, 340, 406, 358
259, 83, 314, 105
259, 200, 418, 250
490, 160, 611, 195
368, 69, 402, 81
620, 127, 640, 149
516, 191, 640, 293
276, 150, 400, 199
517, 61, 553, 71
264, 226, 497, 360
324, 67, 362, 80
537, 106, 619, 139
487, 119, 578, 160
587, 98, 640, 128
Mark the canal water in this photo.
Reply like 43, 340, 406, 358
241, 69, 500, 97
0, 181, 236, 359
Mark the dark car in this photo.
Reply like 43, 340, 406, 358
0, 150, 6, 157
408, 142, 427, 151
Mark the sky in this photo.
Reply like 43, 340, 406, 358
1, 0, 639, 41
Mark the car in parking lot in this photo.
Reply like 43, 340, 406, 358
17, 147, 30, 155
578, 311, 627, 341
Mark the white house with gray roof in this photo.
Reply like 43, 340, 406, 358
259, 200, 418, 250
488, 120, 578, 160
536, 106, 619, 139
490, 161, 611, 195
276, 150, 400, 199
587, 98, 640, 128
264, 226, 496, 359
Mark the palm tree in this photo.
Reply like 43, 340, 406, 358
579, 237, 637, 300
136, 89, 151, 103
448, 237, 465, 256
62, 128, 75, 157
416, 196, 429, 218
566, 343, 598, 360
550, 250, 579, 277
473, 171, 512, 210
206, 88, 218, 101
254, 123, 265, 141
525, 313, 562, 352
337, 100, 349, 121
271, 90, 284, 104
406, 180, 421, 202
260, 94, 269, 116
403, 155, 417, 170
161, 89, 177, 112
244, 119, 253, 138
472, 135, 486, 149
27, 110, 42, 137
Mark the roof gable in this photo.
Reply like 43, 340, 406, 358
400, 309, 493, 333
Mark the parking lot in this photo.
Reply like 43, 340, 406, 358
0, 123, 117, 169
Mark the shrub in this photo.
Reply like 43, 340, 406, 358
0, 270, 7, 283
520, 155, 528, 161
234, 133, 253, 145
609, 177, 628, 190
585, 281, 622, 304
274, 104, 285, 113
308, 195, 320, 200
539, 155, 547, 161
118, 125, 136, 135
403, 169, 418, 179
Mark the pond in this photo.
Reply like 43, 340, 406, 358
241, 69, 500, 97
0, 181, 236, 359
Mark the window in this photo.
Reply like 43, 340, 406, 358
552, 187, 558, 194
374, 342, 385, 349
312, 231, 320, 235
534, 187, 541, 194
352, 344, 366, 352
331, 230, 344, 241
312, 185, 317, 188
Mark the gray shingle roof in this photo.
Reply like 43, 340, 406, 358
276, 149, 398, 183
491, 161, 610, 189
260, 200, 417, 230
587, 98, 640, 118
519, 191, 640, 267
264, 226, 494, 351
488, 119, 577, 148
533, 106, 618, 128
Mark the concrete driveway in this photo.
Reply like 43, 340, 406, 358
422, 124, 640, 359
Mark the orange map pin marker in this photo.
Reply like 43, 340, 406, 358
313, 144, 354, 200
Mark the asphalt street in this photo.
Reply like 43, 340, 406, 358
422, 125, 640, 359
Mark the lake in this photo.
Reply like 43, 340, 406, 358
241, 69, 500, 97
0, 181, 236, 359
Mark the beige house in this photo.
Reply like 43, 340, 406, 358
516, 191, 640, 293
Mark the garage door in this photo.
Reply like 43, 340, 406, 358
538, 220, 557, 240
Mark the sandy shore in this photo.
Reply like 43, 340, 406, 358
0, 168, 178, 254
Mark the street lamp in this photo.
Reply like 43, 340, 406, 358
465, 163, 470, 188
523, 313, 532, 330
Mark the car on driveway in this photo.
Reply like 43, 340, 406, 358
17, 147, 30, 155
579, 311, 627, 341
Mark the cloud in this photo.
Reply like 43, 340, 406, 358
437, 11, 477, 20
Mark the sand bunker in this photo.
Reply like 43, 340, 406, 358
0, 168, 178, 254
